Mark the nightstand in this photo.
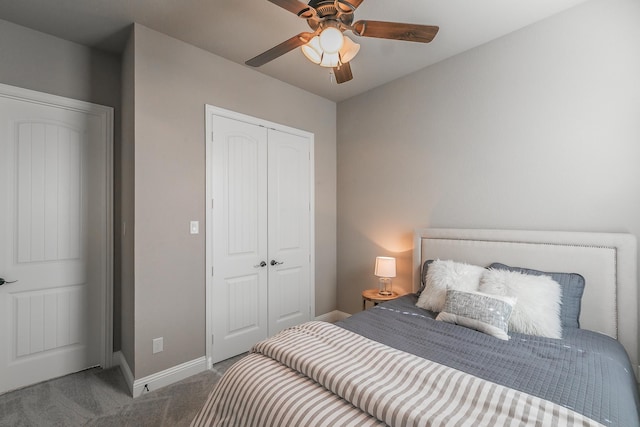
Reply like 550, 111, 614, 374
362, 289, 401, 310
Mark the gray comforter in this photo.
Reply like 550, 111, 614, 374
337, 294, 640, 427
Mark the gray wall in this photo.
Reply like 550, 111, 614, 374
0, 19, 124, 348
128, 24, 337, 378
0, 19, 120, 107
336, 0, 640, 314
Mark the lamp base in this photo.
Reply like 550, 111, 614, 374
377, 277, 393, 296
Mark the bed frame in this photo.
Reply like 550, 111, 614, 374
412, 228, 638, 379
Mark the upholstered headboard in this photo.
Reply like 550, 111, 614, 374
412, 228, 638, 378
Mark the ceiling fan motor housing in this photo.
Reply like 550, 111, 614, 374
306, 0, 354, 31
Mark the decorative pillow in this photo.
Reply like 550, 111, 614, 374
488, 263, 585, 329
479, 269, 562, 339
415, 260, 484, 312
436, 290, 516, 340
416, 259, 435, 296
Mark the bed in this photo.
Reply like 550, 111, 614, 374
192, 228, 640, 426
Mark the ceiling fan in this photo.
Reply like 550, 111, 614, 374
245, 0, 439, 84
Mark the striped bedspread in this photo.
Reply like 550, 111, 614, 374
192, 321, 604, 427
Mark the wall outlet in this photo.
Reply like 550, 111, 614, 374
152, 337, 163, 354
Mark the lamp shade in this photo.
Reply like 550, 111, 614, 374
319, 51, 340, 67
374, 256, 396, 278
339, 35, 360, 64
301, 36, 322, 64
319, 27, 344, 54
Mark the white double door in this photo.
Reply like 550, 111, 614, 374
0, 85, 111, 394
208, 111, 313, 364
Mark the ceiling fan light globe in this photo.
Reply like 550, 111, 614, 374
319, 27, 344, 54
320, 51, 340, 67
301, 36, 322, 64
339, 35, 360, 64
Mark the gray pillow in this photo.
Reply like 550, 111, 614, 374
419, 259, 486, 296
417, 259, 435, 296
488, 263, 585, 329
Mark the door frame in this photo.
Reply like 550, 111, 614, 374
204, 104, 315, 368
0, 83, 114, 371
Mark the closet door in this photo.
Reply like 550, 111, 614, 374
210, 115, 268, 363
267, 129, 311, 335
207, 107, 314, 365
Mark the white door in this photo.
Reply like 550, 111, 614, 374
267, 129, 311, 335
0, 87, 110, 394
208, 110, 313, 364
210, 115, 269, 363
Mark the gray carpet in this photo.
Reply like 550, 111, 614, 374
0, 354, 245, 427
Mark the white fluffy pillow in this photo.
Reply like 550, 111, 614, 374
479, 269, 562, 339
415, 260, 484, 312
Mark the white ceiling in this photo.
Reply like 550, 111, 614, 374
0, 0, 590, 102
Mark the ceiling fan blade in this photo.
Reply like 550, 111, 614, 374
246, 32, 315, 67
268, 0, 315, 18
352, 21, 439, 43
333, 62, 353, 84
335, 0, 365, 13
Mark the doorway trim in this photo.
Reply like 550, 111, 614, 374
0, 82, 114, 371
204, 104, 315, 368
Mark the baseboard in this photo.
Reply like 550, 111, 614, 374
112, 351, 208, 398
112, 312, 348, 398
133, 357, 208, 397
315, 310, 351, 323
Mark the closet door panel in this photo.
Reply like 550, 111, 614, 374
267, 129, 311, 335
210, 115, 268, 363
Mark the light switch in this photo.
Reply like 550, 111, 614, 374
190, 221, 199, 234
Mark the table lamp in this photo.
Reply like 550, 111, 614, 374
374, 256, 396, 296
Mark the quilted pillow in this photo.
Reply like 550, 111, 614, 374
415, 260, 484, 312
479, 268, 562, 339
436, 290, 516, 340
488, 263, 585, 329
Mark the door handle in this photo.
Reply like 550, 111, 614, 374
270, 260, 284, 266
0, 278, 18, 286
253, 261, 267, 268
